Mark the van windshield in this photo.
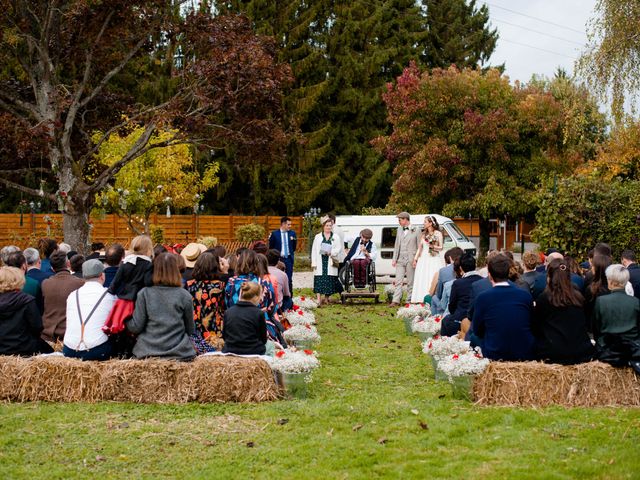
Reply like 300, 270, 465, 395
445, 223, 470, 242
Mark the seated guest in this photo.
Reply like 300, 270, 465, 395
222, 281, 267, 355
472, 254, 535, 361
432, 248, 464, 315
0, 245, 20, 265
532, 259, 594, 365
186, 252, 226, 354
584, 254, 611, 330
532, 251, 564, 300
344, 228, 377, 288
63, 260, 116, 361
5, 252, 42, 311
267, 249, 291, 310
103, 243, 125, 289
621, 249, 640, 300
41, 250, 85, 343
564, 255, 585, 293
126, 253, 196, 361
38, 238, 58, 274
521, 251, 540, 291
593, 264, 640, 369
69, 254, 85, 279
24, 247, 53, 284
0, 266, 53, 355
441, 254, 482, 336
86, 242, 105, 260
179, 243, 207, 282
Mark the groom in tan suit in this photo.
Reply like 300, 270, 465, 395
390, 212, 420, 306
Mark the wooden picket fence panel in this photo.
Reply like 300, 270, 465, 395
0, 213, 307, 253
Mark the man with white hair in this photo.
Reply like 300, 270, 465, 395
24, 247, 53, 285
0, 245, 20, 265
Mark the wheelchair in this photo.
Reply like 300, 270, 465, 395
339, 259, 377, 293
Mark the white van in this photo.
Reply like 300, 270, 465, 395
334, 214, 476, 276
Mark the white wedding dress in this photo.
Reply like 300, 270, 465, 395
411, 238, 446, 303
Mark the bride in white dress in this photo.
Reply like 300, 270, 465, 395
411, 216, 445, 303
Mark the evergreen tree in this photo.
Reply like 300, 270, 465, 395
421, 0, 498, 68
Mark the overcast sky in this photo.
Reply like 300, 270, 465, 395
478, 0, 597, 84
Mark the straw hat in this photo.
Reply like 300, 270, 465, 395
180, 243, 207, 268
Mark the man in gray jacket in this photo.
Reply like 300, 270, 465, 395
390, 212, 420, 306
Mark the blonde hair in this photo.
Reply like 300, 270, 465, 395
0, 266, 25, 293
522, 251, 539, 270
131, 235, 153, 257
240, 281, 262, 302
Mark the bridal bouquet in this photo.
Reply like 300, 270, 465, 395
411, 314, 442, 335
284, 308, 316, 326
436, 350, 489, 381
283, 324, 321, 345
396, 303, 431, 321
384, 284, 396, 302
292, 296, 318, 310
422, 335, 471, 359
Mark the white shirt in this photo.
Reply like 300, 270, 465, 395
350, 240, 378, 262
64, 281, 116, 351
280, 229, 289, 257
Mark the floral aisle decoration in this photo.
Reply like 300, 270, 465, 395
292, 296, 318, 310
384, 284, 396, 302
422, 335, 473, 382
268, 348, 320, 398
284, 308, 316, 326
283, 324, 321, 348
436, 350, 490, 401
396, 303, 431, 334
411, 314, 442, 340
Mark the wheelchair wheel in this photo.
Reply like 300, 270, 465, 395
368, 262, 377, 293
339, 262, 352, 293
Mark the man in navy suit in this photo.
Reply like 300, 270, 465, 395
23, 247, 54, 285
441, 253, 482, 336
268, 216, 297, 294
622, 249, 640, 299
472, 254, 535, 361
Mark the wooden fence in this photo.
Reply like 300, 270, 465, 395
0, 213, 308, 252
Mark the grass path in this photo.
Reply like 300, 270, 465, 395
0, 297, 639, 479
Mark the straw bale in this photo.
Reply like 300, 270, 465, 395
474, 361, 640, 407
191, 356, 282, 403
0, 356, 25, 401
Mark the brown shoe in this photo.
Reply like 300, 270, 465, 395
388, 302, 400, 307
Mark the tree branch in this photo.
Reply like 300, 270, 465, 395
0, 89, 41, 120
0, 177, 56, 201
0, 168, 50, 174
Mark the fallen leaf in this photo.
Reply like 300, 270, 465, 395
418, 420, 429, 430
327, 428, 334, 437
410, 409, 419, 415
95, 455, 106, 462
246, 441, 255, 448
450, 414, 459, 418
377, 437, 387, 445
608, 458, 615, 465
277, 418, 289, 425
352, 424, 363, 432
117, 422, 129, 429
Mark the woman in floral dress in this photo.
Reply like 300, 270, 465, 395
186, 252, 226, 353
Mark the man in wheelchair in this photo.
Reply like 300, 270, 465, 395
343, 228, 377, 288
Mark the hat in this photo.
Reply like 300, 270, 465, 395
180, 243, 207, 268
320, 215, 332, 226
396, 212, 410, 220
82, 259, 105, 279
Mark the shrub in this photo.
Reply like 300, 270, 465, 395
235, 223, 265, 243
150, 224, 165, 245
197, 236, 218, 248
532, 175, 640, 260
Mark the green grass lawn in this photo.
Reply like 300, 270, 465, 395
1, 292, 639, 479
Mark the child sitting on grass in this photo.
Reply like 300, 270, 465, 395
222, 281, 267, 355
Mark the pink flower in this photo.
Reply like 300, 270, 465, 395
452, 354, 459, 360
434, 317, 441, 323
298, 311, 304, 316
427, 341, 432, 349
300, 296, 306, 301
276, 350, 286, 358
303, 349, 314, 355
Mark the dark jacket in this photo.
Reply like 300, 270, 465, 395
222, 301, 267, 355
107, 259, 153, 300
593, 289, 640, 347
532, 291, 594, 365
103, 266, 119, 289
26, 267, 54, 285
447, 274, 483, 324
0, 291, 46, 355
472, 284, 535, 361
268, 229, 297, 259
627, 263, 640, 300
532, 270, 584, 300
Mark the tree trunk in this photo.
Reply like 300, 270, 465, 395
62, 186, 94, 254
479, 216, 491, 258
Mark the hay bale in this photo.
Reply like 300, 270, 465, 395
474, 361, 640, 407
191, 356, 281, 403
0, 356, 26, 401
100, 359, 197, 404
16, 356, 104, 402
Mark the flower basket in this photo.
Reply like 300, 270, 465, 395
292, 296, 318, 310
411, 315, 442, 338
384, 284, 395, 303
283, 324, 321, 346
396, 303, 431, 321
429, 354, 448, 382
284, 309, 316, 326
403, 316, 414, 335
281, 372, 310, 399
450, 374, 474, 401
417, 331, 434, 342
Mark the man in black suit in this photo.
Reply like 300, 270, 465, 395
268, 216, 297, 294
622, 249, 640, 300
441, 253, 482, 336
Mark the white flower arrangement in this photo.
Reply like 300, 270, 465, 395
396, 303, 431, 320
422, 335, 472, 359
267, 348, 320, 374
436, 350, 490, 381
292, 296, 318, 310
411, 314, 442, 335
284, 308, 316, 326
283, 324, 321, 344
